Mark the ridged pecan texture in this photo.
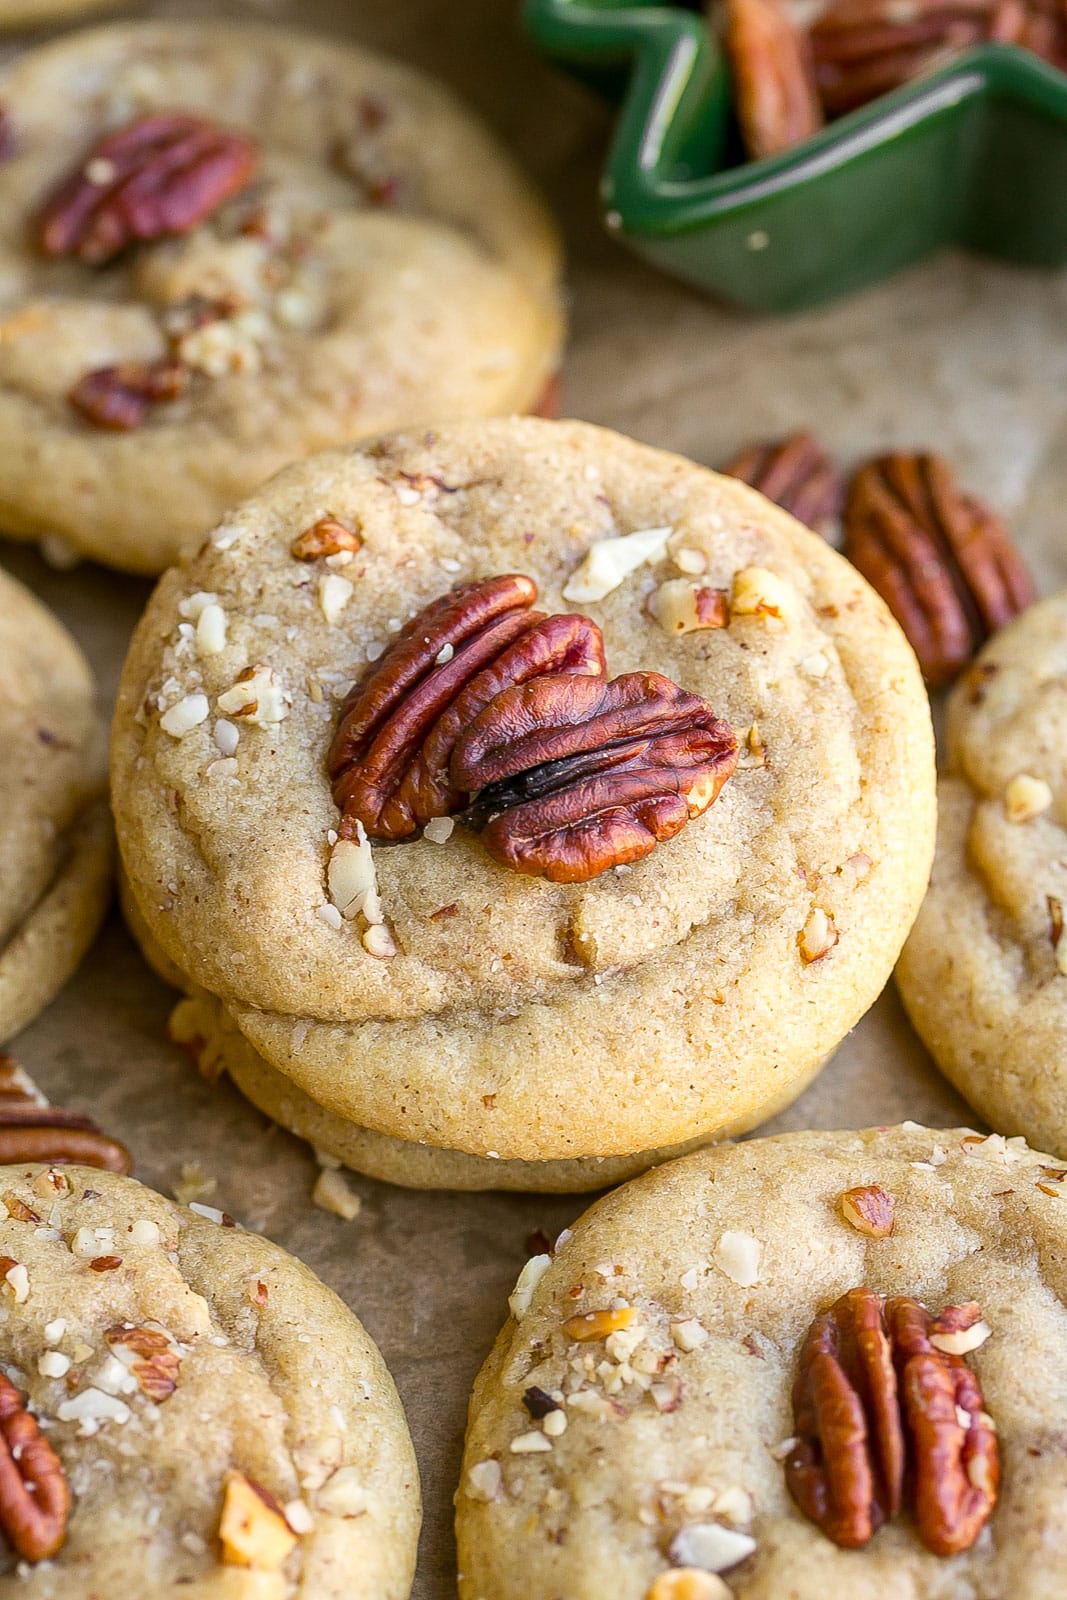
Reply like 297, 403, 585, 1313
0, 1373, 69, 1562
0, 1055, 130, 1171
722, 431, 844, 534
68, 358, 189, 432
328, 575, 738, 880
787, 1287, 998, 1554
454, 673, 738, 882
723, 0, 825, 158
845, 451, 1033, 686
35, 112, 258, 265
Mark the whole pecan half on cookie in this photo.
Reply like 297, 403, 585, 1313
453, 673, 739, 882
887, 1297, 999, 1556
844, 451, 1033, 686
723, 0, 825, 159
68, 358, 189, 432
35, 113, 258, 265
722, 432, 844, 534
0, 1373, 69, 1562
329, 576, 606, 840
787, 1287, 998, 1554
0, 1055, 130, 1171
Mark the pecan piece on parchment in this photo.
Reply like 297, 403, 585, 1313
68, 358, 189, 432
35, 113, 258, 265
328, 575, 606, 840
722, 0, 825, 159
786, 1287, 998, 1554
0, 1373, 69, 1562
810, 0, 995, 114
0, 1054, 130, 1171
721, 431, 844, 535
453, 672, 738, 882
844, 451, 1033, 686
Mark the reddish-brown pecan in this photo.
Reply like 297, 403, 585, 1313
723, 0, 825, 159
722, 431, 844, 534
290, 517, 363, 561
35, 113, 258, 265
329, 576, 606, 840
810, 0, 995, 113
68, 358, 189, 432
0, 1056, 130, 1172
786, 1287, 904, 1548
105, 1325, 182, 1403
886, 1297, 999, 1556
787, 1288, 998, 1555
0, 1373, 69, 1562
452, 672, 738, 882
989, 0, 1067, 66
844, 452, 1033, 686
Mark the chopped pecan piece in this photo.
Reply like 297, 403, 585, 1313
844, 452, 1033, 686
329, 576, 606, 840
453, 672, 738, 882
0, 1057, 129, 1170
787, 1287, 998, 1554
69, 359, 189, 432
724, 0, 825, 159
810, 0, 994, 113
838, 1184, 895, 1237
0, 1373, 69, 1561
887, 1297, 999, 1555
722, 431, 844, 534
291, 517, 362, 561
105, 1324, 182, 1403
35, 113, 258, 265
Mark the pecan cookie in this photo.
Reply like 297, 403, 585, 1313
458, 1124, 1067, 1598
0, 1162, 419, 1594
0, 566, 111, 1044
112, 418, 934, 1175
0, 22, 562, 574
897, 590, 1067, 1157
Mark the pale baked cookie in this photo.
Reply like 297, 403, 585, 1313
897, 590, 1067, 1158
112, 418, 935, 1167
117, 874, 818, 1194
0, 23, 562, 574
458, 1124, 1067, 1599
0, 1162, 419, 1594
0, 566, 111, 1043
0, 0, 131, 28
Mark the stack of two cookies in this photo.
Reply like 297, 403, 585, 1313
113, 415, 936, 1192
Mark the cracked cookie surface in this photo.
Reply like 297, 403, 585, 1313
0, 1162, 419, 1597
0, 21, 562, 573
898, 590, 1067, 1157
458, 1124, 1067, 1600
112, 418, 934, 1163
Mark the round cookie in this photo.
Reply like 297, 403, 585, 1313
0, 22, 562, 573
112, 418, 935, 1164
0, 1162, 419, 1595
458, 1123, 1067, 1600
0, 565, 111, 1043
897, 591, 1067, 1158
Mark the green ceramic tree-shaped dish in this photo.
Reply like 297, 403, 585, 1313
525, 0, 1067, 311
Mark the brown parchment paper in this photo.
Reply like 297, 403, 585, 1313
4, 0, 1067, 1592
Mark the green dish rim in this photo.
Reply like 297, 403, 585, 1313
525, 0, 1067, 239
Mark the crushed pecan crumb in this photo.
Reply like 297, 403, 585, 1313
291, 517, 363, 561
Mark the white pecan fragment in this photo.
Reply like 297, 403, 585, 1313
650, 578, 729, 637
729, 565, 794, 622
562, 527, 671, 603
1003, 773, 1053, 822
